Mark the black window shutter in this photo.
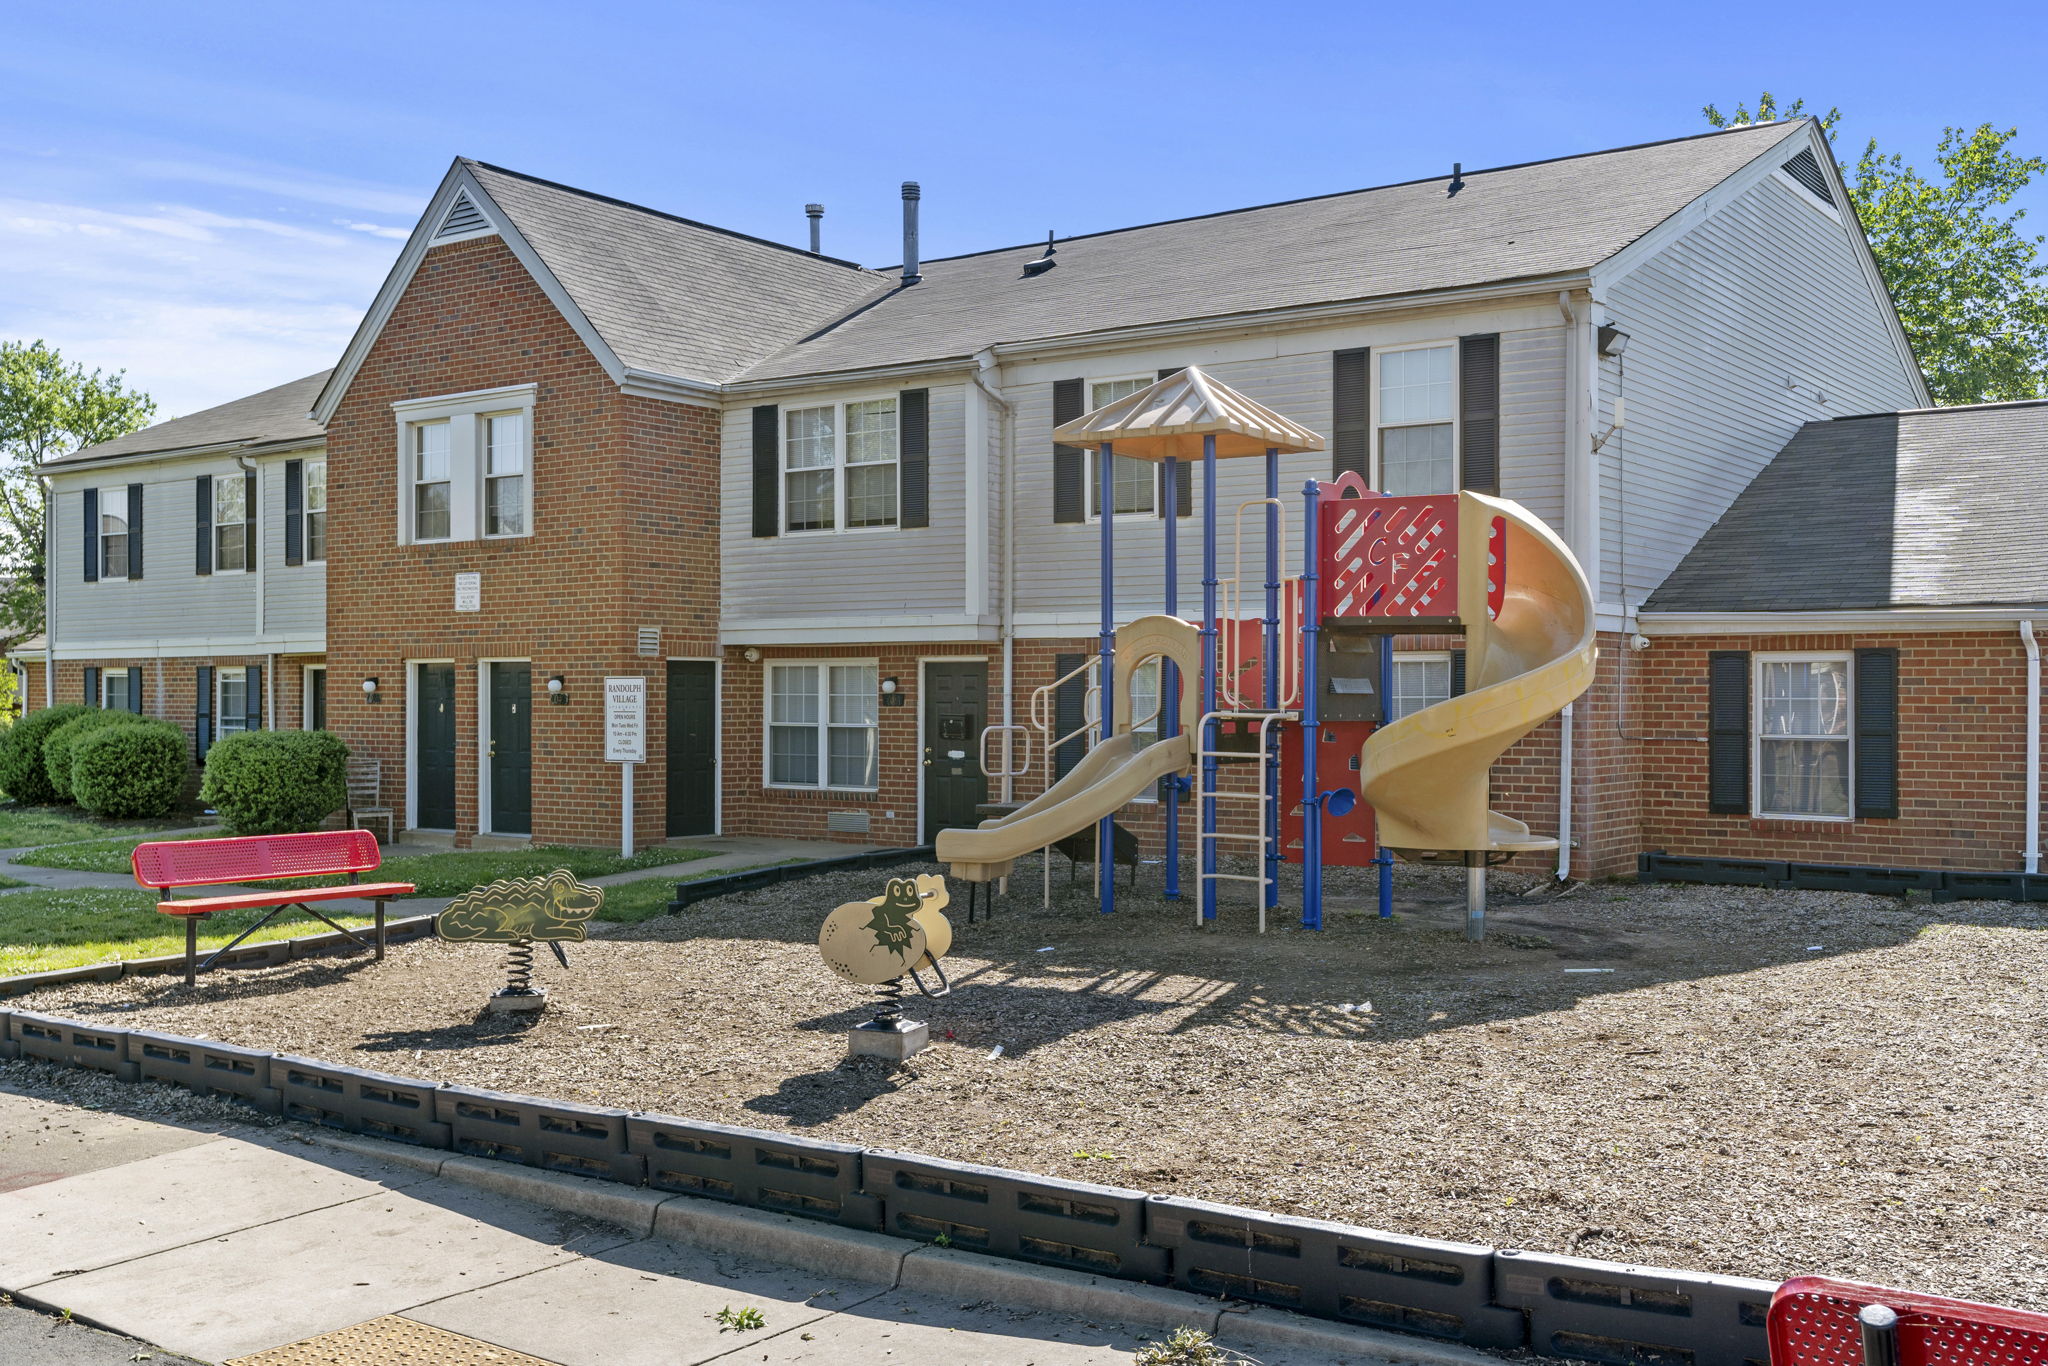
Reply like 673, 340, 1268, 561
284, 459, 304, 566
246, 664, 264, 732
1052, 379, 1085, 524
898, 389, 929, 529
1052, 653, 1087, 779
1449, 650, 1467, 697
127, 483, 143, 580
195, 666, 213, 761
127, 666, 143, 714
1154, 369, 1191, 517
751, 405, 779, 538
1332, 349, 1370, 481
243, 472, 257, 572
1708, 651, 1751, 814
195, 476, 213, 576
82, 488, 99, 583
1459, 333, 1501, 495
83, 666, 100, 706
1854, 648, 1900, 819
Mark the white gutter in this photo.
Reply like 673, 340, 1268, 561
971, 349, 1017, 802
2025, 621, 2040, 874
1641, 607, 2048, 634
41, 477, 53, 711
1556, 702, 1574, 882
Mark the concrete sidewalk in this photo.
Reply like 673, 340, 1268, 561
0, 1083, 1426, 1366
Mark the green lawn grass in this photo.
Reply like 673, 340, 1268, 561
0, 805, 198, 852
12, 828, 219, 875
0, 888, 373, 977
592, 859, 806, 924
338, 844, 713, 898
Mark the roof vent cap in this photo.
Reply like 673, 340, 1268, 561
1021, 230, 1058, 278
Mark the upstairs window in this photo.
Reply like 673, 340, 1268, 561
214, 475, 248, 572
782, 398, 898, 533
1087, 377, 1156, 517
1756, 656, 1851, 819
1377, 345, 1456, 496
411, 421, 452, 541
304, 461, 328, 561
483, 412, 527, 536
99, 487, 129, 579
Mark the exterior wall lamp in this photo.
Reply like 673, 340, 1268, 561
880, 676, 899, 694
547, 675, 567, 704
362, 677, 380, 704
1597, 324, 1631, 358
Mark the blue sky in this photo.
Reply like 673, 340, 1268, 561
5, 0, 2045, 418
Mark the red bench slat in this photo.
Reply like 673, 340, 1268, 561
154, 882, 417, 917
132, 830, 384, 890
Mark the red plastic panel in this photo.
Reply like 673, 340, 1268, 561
1321, 489, 1459, 622
1769, 1276, 2048, 1366
132, 830, 383, 890
1280, 721, 1377, 864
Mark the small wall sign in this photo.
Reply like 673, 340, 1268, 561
454, 573, 481, 613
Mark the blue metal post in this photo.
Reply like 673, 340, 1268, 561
1263, 448, 1281, 911
1200, 434, 1220, 924
1163, 456, 1181, 901
1376, 633, 1394, 918
1097, 442, 1116, 915
1301, 478, 1323, 930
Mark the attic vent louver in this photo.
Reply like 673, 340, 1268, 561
1779, 149, 1835, 207
435, 191, 491, 239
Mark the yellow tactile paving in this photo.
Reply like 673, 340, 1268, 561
224, 1315, 561, 1366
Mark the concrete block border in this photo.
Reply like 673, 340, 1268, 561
664, 844, 934, 913
0, 1004, 1780, 1366
0, 913, 440, 998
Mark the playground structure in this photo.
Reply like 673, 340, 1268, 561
935, 366, 1596, 937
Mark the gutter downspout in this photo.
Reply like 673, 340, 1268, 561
42, 476, 53, 711
971, 349, 1016, 802
1556, 702, 1574, 882
2024, 620, 2040, 874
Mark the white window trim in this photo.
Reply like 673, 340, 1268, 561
479, 412, 532, 540
1390, 650, 1455, 721
101, 669, 133, 712
303, 460, 329, 564
391, 384, 537, 546
216, 665, 250, 741
1084, 374, 1161, 522
211, 475, 252, 576
779, 392, 902, 538
1371, 341, 1460, 494
98, 487, 131, 581
302, 664, 327, 730
762, 657, 881, 793
1752, 651, 1855, 822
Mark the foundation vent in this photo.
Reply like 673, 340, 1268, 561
826, 811, 871, 834
636, 627, 661, 657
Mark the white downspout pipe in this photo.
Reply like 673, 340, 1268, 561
971, 349, 1016, 802
42, 476, 54, 711
2023, 620, 2040, 874
1556, 702, 1574, 882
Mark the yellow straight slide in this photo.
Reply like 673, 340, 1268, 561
1361, 492, 1596, 856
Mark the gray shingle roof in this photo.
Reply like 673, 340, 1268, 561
50, 369, 331, 467
466, 162, 889, 386
1644, 402, 2048, 612
740, 121, 1803, 382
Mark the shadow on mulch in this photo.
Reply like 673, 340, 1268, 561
356, 1014, 544, 1053
742, 1056, 920, 1126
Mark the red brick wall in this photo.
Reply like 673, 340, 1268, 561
323, 234, 720, 847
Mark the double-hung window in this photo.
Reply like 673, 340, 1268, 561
411, 421, 452, 541
483, 412, 527, 536
304, 461, 328, 561
214, 476, 248, 571
99, 487, 129, 579
767, 662, 878, 789
102, 670, 132, 713
1377, 345, 1456, 495
1755, 656, 1851, 819
783, 399, 898, 533
1087, 378, 1156, 517
1390, 653, 1454, 721
217, 667, 249, 740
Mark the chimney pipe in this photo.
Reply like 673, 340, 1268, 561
900, 181, 921, 285
805, 203, 824, 254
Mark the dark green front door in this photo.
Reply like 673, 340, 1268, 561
489, 662, 532, 836
415, 663, 457, 830
666, 660, 716, 838
923, 662, 987, 842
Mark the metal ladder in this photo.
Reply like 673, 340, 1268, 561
1194, 708, 1296, 934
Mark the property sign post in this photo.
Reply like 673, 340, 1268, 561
604, 677, 647, 857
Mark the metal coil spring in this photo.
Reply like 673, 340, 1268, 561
503, 939, 537, 995
873, 975, 904, 1026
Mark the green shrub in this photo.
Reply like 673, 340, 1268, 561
71, 722, 189, 820
200, 730, 349, 835
0, 704, 90, 805
44, 710, 147, 803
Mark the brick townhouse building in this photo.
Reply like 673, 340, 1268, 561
29, 116, 2044, 881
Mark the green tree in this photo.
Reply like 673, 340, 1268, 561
1704, 95, 2048, 405
0, 341, 155, 652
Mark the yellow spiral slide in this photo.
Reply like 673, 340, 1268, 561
1360, 492, 1597, 856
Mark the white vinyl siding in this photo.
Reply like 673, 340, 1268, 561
1755, 655, 1852, 820
766, 662, 877, 790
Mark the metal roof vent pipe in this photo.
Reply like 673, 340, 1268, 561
805, 203, 824, 254
901, 181, 922, 284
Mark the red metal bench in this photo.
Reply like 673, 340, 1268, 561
1770, 1276, 2048, 1366
131, 830, 415, 988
